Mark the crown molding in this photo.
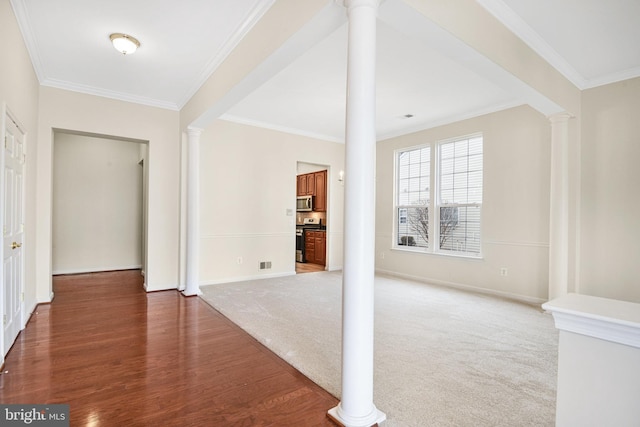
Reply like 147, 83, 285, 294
220, 114, 343, 144
41, 78, 180, 111
584, 66, 640, 89
10, 0, 46, 82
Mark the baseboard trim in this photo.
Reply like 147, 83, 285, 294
52, 265, 143, 276
201, 271, 295, 287
22, 300, 39, 330
375, 268, 546, 306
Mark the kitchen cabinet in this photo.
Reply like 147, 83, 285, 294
296, 173, 315, 196
296, 170, 327, 211
304, 230, 326, 266
305, 173, 315, 195
314, 232, 326, 265
297, 174, 308, 196
313, 170, 327, 212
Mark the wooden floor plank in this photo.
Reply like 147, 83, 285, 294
295, 263, 325, 274
0, 270, 339, 426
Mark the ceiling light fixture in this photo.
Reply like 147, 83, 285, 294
110, 33, 140, 55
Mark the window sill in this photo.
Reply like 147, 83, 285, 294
392, 246, 484, 261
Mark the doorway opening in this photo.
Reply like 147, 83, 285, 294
51, 130, 148, 283
295, 161, 329, 274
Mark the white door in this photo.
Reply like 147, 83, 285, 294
3, 114, 25, 356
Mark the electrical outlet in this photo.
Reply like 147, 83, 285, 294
500, 267, 508, 277
237, 257, 243, 265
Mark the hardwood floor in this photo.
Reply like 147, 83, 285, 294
0, 270, 339, 426
295, 262, 325, 274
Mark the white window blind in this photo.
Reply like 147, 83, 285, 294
438, 135, 482, 255
396, 146, 430, 248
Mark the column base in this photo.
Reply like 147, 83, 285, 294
181, 289, 201, 297
327, 404, 386, 427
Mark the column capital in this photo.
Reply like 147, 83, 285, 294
186, 126, 203, 138
548, 112, 572, 124
336, 0, 380, 10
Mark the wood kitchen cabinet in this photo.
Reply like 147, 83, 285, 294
296, 173, 315, 196
296, 170, 327, 211
313, 170, 326, 212
305, 173, 315, 195
314, 232, 326, 265
304, 230, 326, 266
297, 174, 308, 196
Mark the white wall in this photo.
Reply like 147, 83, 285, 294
580, 78, 640, 303
52, 133, 143, 274
555, 330, 640, 426
376, 105, 551, 302
37, 87, 180, 297
198, 119, 344, 284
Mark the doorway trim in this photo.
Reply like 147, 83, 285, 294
296, 161, 332, 270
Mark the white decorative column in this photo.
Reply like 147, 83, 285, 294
184, 127, 202, 296
328, 1, 385, 426
548, 113, 572, 300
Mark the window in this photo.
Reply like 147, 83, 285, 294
395, 134, 482, 256
396, 146, 430, 248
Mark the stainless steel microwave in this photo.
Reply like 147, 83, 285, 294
296, 195, 313, 212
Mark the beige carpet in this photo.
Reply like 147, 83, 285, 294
200, 271, 558, 426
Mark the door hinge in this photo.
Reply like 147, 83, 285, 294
3, 314, 6, 326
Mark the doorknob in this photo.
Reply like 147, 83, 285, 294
11, 242, 21, 249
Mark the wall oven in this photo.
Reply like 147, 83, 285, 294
296, 195, 313, 212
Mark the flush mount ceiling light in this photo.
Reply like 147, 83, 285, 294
110, 33, 140, 55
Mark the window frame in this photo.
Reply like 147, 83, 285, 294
394, 144, 432, 251
393, 133, 483, 258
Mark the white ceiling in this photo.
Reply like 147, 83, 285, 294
11, 0, 640, 142
11, 0, 274, 110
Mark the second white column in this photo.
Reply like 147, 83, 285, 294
184, 127, 202, 297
